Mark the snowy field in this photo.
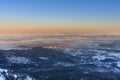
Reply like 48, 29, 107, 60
0, 34, 120, 80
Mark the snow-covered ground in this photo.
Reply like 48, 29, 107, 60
0, 68, 34, 80
0, 34, 120, 80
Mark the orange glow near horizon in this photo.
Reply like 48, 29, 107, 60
0, 23, 120, 34
0, 0, 120, 34
0, 20, 120, 34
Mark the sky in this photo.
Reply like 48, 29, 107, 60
0, 0, 120, 34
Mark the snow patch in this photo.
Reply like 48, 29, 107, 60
0, 76, 5, 80
39, 57, 48, 60
0, 69, 7, 80
7, 56, 31, 64
54, 62, 75, 67
25, 76, 33, 80
93, 55, 106, 61
117, 62, 120, 67
0, 68, 35, 80
93, 50, 106, 54
108, 53, 120, 58
64, 48, 83, 56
